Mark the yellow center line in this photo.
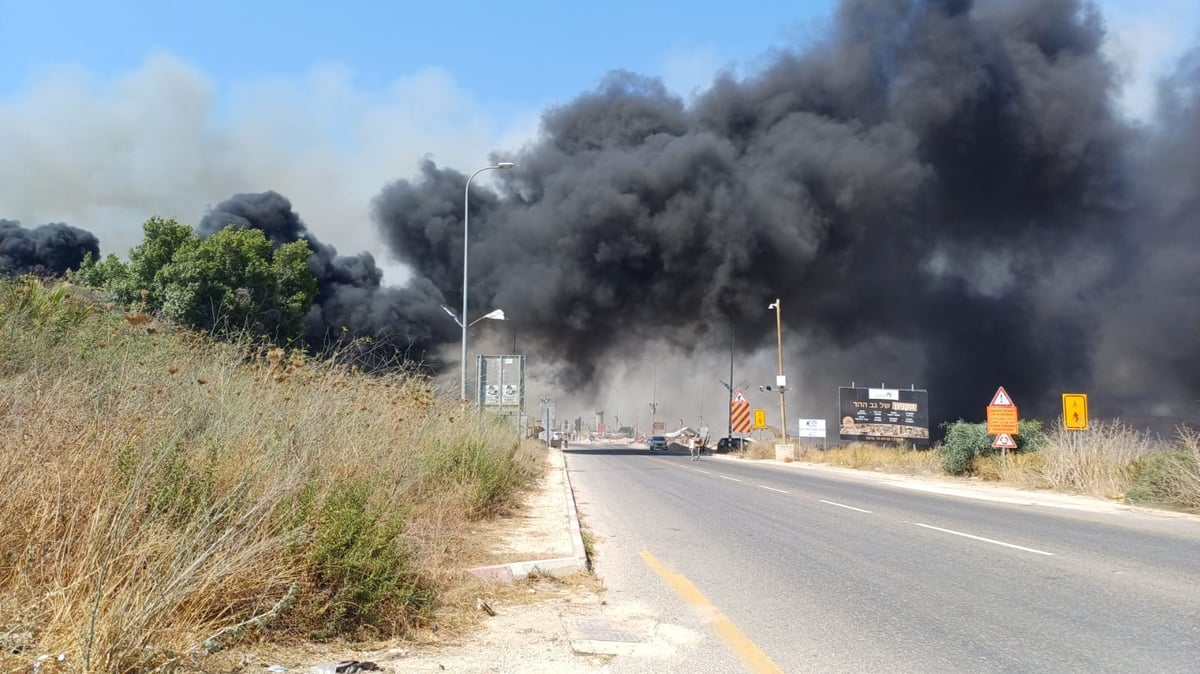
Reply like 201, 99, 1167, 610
640, 550, 784, 674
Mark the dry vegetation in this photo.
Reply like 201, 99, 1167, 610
0, 278, 544, 672
737, 422, 1200, 512
798, 441, 942, 474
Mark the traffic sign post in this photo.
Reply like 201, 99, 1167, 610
1062, 393, 1089, 430
987, 386, 1019, 459
730, 389, 751, 437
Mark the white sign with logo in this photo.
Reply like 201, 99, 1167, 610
797, 418, 826, 438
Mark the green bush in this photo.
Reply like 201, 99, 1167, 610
937, 419, 1048, 475
937, 420, 989, 474
72, 216, 318, 343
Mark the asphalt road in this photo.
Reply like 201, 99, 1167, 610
563, 443, 1200, 673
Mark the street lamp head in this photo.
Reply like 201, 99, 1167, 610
768, 301, 778, 310
468, 308, 507, 327
496, 162, 516, 169
440, 304, 463, 327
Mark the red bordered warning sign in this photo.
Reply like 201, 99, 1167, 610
991, 433, 1017, 449
730, 389, 751, 433
989, 386, 1015, 407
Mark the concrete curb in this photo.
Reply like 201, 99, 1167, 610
468, 447, 590, 583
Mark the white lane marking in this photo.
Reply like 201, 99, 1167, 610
694, 469, 712, 475
818, 499, 873, 514
719, 475, 742, 482
912, 522, 1055, 556
759, 485, 789, 494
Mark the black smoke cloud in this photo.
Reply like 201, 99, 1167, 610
372, 0, 1200, 426
0, 220, 100, 277
198, 191, 457, 369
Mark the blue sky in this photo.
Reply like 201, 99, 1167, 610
0, 1, 831, 122
1, 0, 1197, 277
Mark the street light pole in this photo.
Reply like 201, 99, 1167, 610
461, 161, 515, 401
769, 299, 788, 444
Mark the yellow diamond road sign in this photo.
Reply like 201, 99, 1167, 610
1062, 393, 1089, 430
753, 409, 767, 429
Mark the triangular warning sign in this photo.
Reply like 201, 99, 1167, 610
991, 433, 1017, 449
989, 386, 1015, 407
732, 389, 748, 404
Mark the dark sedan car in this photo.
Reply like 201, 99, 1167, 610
715, 437, 754, 453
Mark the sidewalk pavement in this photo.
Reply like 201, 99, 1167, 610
467, 446, 589, 582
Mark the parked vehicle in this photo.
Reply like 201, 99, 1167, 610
715, 437, 754, 453
647, 435, 669, 451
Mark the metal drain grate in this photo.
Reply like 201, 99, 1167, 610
563, 618, 645, 646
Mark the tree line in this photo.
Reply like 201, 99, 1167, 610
73, 217, 317, 345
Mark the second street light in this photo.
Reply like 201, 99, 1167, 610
442, 305, 506, 404
461, 161, 515, 401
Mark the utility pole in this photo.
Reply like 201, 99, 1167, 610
769, 299, 788, 444
541, 396, 552, 446
728, 324, 734, 440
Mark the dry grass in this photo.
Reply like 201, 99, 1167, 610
1032, 420, 1157, 498
0, 279, 543, 671
1165, 429, 1200, 510
972, 452, 1048, 487
1121, 427, 1200, 510
733, 417, 1199, 512
803, 442, 941, 474
739, 440, 941, 475
743, 442, 775, 460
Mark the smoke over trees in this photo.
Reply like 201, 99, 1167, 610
0, 220, 99, 277
198, 191, 457, 368
371, 0, 1200, 424
5, 0, 1198, 426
